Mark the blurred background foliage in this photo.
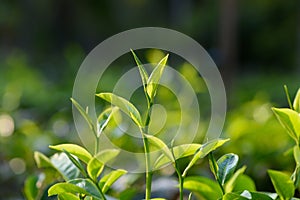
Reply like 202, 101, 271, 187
1, 0, 300, 199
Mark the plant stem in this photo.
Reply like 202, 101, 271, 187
284, 85, 294, 110
175, 167, 184, 200
94, 177, 107, 200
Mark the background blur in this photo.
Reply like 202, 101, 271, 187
1, 0, 300, 199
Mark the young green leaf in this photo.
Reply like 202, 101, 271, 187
63, 150, 87, 177
231, 174, 256, 193
183, 176, 222, 200
24, 175, 38, 200
34, 151, 53, 168
48, 182, 87, 196
49, 143, 92, 164
294, 88, 300, 113
294, 146, 300, 165
144, 134, 174, 163
223, 192, 248, 200
87, 149, 120, 181
96, 92, 143, 127
97, 107, 118, 137
130, 49, 149, 94
154, 144, 201, 169
58, 193, 78, 200
71, 98, 96, 135
99, 169, 127, 193
50, 153, 80, 181
217, 153, 239, 185
188, 193, 193, 200
146, 54, 169, 100
224, 166, 247, 193
68, 178, 104, 199
268, 170, 294, 200
272, 108, 300, 144
182, 138, 229, 177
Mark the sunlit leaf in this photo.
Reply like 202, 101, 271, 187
225, 166, 247, 193
99, 169, 127, 193
154, 144, 201, 169
146, 54, 169, 100
48, 182, 87, 196
71, 98, 96, 135
217, 153, 239, 185
232, 174, 256, 193
293, 88, 300, 113
58, 193, 78, 200
69, 178, 103, 199
223, 192, 248, 200
49, 143, 92, 164
182, 138, 229, 177
97, 107, 118, 137
272, 108, 300, 144
87, 149, 120, 181
63, 150, 87, 177
34, 151, 52, 168
183, 176, 222, 200
50, 153, 80, 181
131, 49, 149, 95
268, 170, 294, 200
145, 134, 174, 162
96, 93, 143, 127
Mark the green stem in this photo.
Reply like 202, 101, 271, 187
175, 167, 184, 200
284, 85, 294, 110
208, 153, 225, 195
94, 177, 107, 200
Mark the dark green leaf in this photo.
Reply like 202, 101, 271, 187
182, 138, 229, 177
96, 93, 143, 127
183, 176, 222, 200
146, 54, 169, 100
268, 169, 294, 200
69, 178, 103, 199
99, 169, 127, 193
217, 153, 239, 185
49, 143, 92, 164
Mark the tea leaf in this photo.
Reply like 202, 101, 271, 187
131, 49, 149, 94
57, 193, 78, 200
48, 182, 86, 196
49, 143, 92, 164
217, 153, 239, 185
268, 170, 294, 200
145, 134, 174, 162
34, 151, 52, 168
69, 178, 103, 199
146, 54, 169, 100
225, 165, 247, 193
99, 169, 127, 193
294, 88, 300, 113
96, 92, 143, 127
97, 107, 118, 137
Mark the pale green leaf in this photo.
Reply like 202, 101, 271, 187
34, 151, 52, 168
144, 134, 174, 162
293, 88, 300, 113
130, 49, 149, 94
48, 182, 86, 196
183, 176, 222, 200
294, 146, 300, 166
71, 98, 96, 135
49, 143, 92, 164
50, 153, 80, 181
182, 138, 229, 177
96, 93, 143, 127
97, 107, 118, 137
154, 144, 201, 169
146, 54, 169, 100
69, 178, 103, 199
272, 108, 300, 144
87, 149, 120, 181
217, 153, 239, 185
268, 170, 294, 200
231, 174, 256, 193
99, 169, 127, 193
225, 166, 247, 193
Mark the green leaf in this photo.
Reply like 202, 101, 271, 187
97, 107, 118, 137
96, 92, 143, 127
69, 178, 103, 199
225, 166, 247, 193
71, 98, 97, 135
182, 138, 229, 177
154, 144, 201, 169
188, 193, 193, 200
34, 151, 52, 168
183, 176, 222, 200
99, 169, 127, 193
24, 175, 38, 200
293, 88, 300, 113
144, 134, 174, 162
146, 54, 169, 100
50, 153, 80, 181
48, 182, 87, 196
58, 193, 79, 200
63, 150, 87, 177
223, 192, 248, 200
217, 153, 239, 185
294, 146, 300, 166
272, 108, 300, 144
87, 149, 120, 181
268, 170, 294, 200
49, 143, 92, 164
130, 49, 149, 94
